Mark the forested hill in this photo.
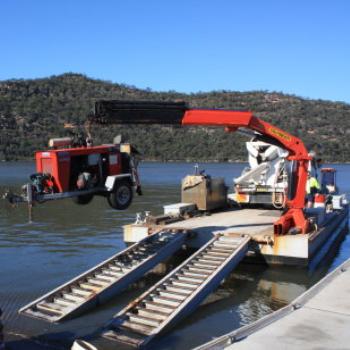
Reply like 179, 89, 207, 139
1, 73, 350, 162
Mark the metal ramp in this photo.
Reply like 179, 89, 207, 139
103, 233, 251, 347
19, 229, 189, 323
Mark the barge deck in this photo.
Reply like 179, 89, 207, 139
125, 206, 349, 266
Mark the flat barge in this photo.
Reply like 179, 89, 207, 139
124, 204, 349, 267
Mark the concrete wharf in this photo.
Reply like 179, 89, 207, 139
195, 257, 350, 350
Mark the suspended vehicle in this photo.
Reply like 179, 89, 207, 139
6, 132, 142, 210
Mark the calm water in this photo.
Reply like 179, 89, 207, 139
0, 162, 350, 350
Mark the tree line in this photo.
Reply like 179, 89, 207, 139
1, 73, 350, 162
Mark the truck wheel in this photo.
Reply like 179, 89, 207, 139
72, 194, 94, 205
108, 180, 133, 210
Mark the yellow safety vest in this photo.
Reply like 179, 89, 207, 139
306, 177, 320, 194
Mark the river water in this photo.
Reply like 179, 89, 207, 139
0, 162, 349, 350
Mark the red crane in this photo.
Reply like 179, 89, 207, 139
93, 100, 312, 234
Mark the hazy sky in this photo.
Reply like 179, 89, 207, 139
1, 0, 349, 102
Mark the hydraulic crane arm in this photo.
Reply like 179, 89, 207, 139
182, 110, 309, 159
91, 100, 311, 234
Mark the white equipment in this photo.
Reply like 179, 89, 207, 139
233, 140, 290, 207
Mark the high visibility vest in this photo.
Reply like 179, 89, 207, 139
306, 177, 320, 194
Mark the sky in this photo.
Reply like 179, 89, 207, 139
1, 0, 349, 103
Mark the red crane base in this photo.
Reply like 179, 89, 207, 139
274, 208, 310, 235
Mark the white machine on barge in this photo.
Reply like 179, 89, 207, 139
17, 101, 349, 348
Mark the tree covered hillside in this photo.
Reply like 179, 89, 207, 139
1, 73, 350, 162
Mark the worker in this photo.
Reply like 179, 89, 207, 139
306, 171, 320, 208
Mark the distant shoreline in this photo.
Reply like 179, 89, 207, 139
1, 73, 350, 163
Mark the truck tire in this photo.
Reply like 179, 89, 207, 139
108, 180, 133, 210
72, 194, 94, 205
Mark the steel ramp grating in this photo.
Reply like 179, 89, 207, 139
19, 229, 189, 323
103, 233, 251, 347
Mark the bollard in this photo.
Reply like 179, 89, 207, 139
0, 308, 4, 350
